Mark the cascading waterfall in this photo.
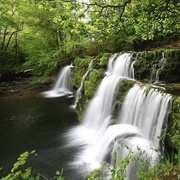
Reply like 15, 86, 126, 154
73, 60, 93, 108
66, 53, 171, 179
118, 84, 171, 148
41, 64, 73, 98
67, 53, 133, 143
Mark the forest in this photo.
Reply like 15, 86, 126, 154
0, 0, 180, 180
0, 0, 180, 82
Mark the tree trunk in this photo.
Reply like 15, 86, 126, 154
0, 30, 20, 63
1, 27, 8, 51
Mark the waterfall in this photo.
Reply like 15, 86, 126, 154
41, 64, 73, 98
73, 61, 93, 108
66, 53, 132, 145
81, 53, 133, 133
155, 52, 166, 84
118, 84, 171, 148
106, 53, 118, 75
66, 53, 171, 179
150, 52, 167, 85
130, 53, 139, 79
111, 53, 133, 77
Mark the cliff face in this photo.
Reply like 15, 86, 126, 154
132, 50, 180, 83
71, 49, 180, 159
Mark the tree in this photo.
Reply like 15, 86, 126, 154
79, 0, 180, 50
0, 0, 24, 75
0, 0, 179, 80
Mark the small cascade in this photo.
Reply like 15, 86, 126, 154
111, 53, 133, 77
150, 64, 157, 83
150, 52, 167, 85
41, 64, 73, 98
105, 53, 118, 75
155, 52, 167, 84
73, 61, 93, 108
66, 52, 172, 179
130, 53, 139, 79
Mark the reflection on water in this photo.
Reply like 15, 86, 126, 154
0, 96, 82, 179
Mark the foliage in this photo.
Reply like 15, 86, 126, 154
84, 0, 180, 51
84, 145, 180, 180
0, 150, 39, 180
0, 150, 65, 180
84, 69, 104, 98
1, 147, 180, 180
150, 161, 180, 180
1, 0, 179, 80
171, 97, 180, 148
166, 97, 180, 165
53, 169, 65, 180
83, 162, 109, 180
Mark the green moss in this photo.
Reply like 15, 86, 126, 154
169, 97, 180, 144
165, 96, 180, 162
71, 68, 86, 90
75, 96, 88, 120
75, 68, 105, 120
161, 83, 180, 96
99, 53, 111, 67
133, 50, 180, 83
112, 79, 135, 118
145, 51, 156, 61
74, 56, 92, 68
84, 69, 105, 99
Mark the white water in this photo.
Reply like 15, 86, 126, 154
155, 52, 167, 84
73, 61, 93, 108
41, 64, 73, 98
106, 53, 118, 75
66, 53, 171, 179
111, 53, 133, 77
118, 84, 171, 148
150, 52, 167, 84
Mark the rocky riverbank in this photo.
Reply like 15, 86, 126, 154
0, 77, 53, 99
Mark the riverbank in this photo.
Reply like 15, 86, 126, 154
0, 77, 52, 99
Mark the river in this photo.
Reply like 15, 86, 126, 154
0, 96, 83, 179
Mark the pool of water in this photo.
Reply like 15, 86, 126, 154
0, 96, 83, 179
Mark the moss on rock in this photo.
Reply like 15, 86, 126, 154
84, 69, 105, 99
112, 79, 135, 118
133, 50, 180, 83
165, 97, 180, 159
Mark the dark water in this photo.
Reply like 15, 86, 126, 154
0, 96, 83, 179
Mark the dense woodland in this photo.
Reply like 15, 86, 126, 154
0, 0, 180, 82
0, 1, 180, 179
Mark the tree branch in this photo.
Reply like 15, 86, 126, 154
0, 29, 22, 62
76, 0, 132, 8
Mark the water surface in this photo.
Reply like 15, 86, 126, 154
0, 96, 82, 179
